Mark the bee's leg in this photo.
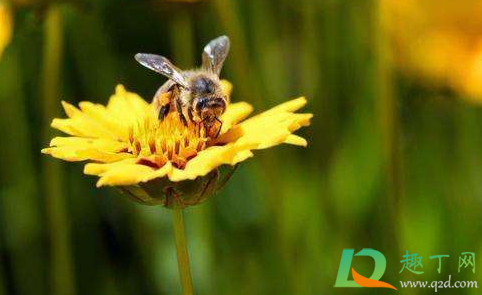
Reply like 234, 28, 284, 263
158, 104, 170, 121
197, 116, 208, 137
214, 117, 223, 138
201, 116, 210, 128
187, 107, 194, 123
176, 98, 188, 126
155, 91, 172, 121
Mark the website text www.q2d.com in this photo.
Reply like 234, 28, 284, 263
400, 276, 478, 292
334, 249, 478, 292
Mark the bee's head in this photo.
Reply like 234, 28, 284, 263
191, 76, 226, 122
193, 95, 226, 123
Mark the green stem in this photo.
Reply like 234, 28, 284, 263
172, 209, 194, 295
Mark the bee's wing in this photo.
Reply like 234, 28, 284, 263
135, 53, 189, 89
202, 35, 230, 76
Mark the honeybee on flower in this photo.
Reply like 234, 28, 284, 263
135, 36, 230, 138
42, 36, 312, 208
41, 34, 312, 295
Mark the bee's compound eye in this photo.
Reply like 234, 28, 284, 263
196, 97, 226, 112
192, 77, 215, 94
195, 97, 208, 112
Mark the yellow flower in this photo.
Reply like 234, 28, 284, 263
0, 2, 13, 61
387, 0, 482, 101
42, 81, 312, 208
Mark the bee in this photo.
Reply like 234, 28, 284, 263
135, 35, 230, 138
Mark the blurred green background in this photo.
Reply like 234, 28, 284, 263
0, 0, 481, 295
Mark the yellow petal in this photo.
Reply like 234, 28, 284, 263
241, 111, 311, 131
42, 147, 132, 162
220, 80, 233, 97
218, 105, 312, 151
78, 101, 127, 140
230, 149, 254, 165
61, 100, 82, 118
259, 97, 307, 116
42, 136, 130, 161
51, 86, 153, 141
49, 136, 127, 151
52, 101, 121, 140
220, 101, 253, 133
84, 158, 139, 176
85, 158, 173, 186
140, 161, 173, 182
42, 136, 131, 162
96, 164, 156, 187
106, 85, 152, 128
283, 134, 308, 147
286, 113, 313, 131
168, 143, 256, 181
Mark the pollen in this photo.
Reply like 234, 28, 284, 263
128, 112, 208, 169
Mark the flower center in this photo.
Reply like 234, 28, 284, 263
127, 111, 208, 169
